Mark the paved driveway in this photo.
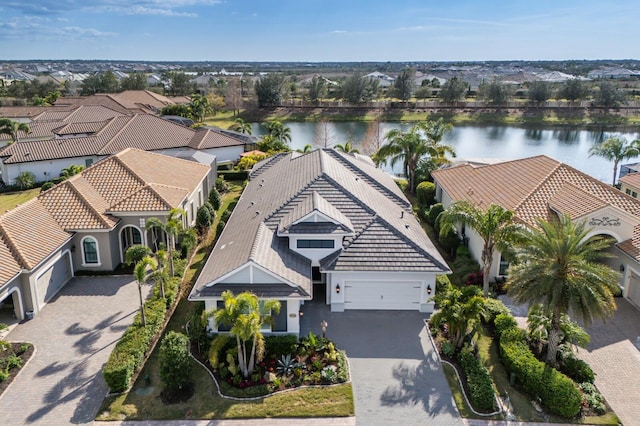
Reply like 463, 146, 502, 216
0, 276, 148, 425
300, 302, 462, 426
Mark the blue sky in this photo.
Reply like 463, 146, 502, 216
1, 0, 637, 61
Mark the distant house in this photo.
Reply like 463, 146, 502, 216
588, 68, 640, 79
0, 148, 212, 321
0, 110, 251, 184
364, 71, 395, 88
432, 155, 640, 309
54, 90, 184, 115
620, 173, 640, 199
190, 149, 450, 335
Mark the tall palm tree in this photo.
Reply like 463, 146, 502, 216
134, 256, 156, 327
508, 215, 619, 365
439, 202, 521, 297
430, 282, 486, 349
230, 118, 252, 135
0, 118, 30, 144
334, 141, 360, 154
165, 208, 185, 277
375, 119, 455, 192
213, 291, 280, 378
145, 217, 165, 251
264, 120, 292, 144
588, 136, 640, 186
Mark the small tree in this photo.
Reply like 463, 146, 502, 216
439, 76, 467, 104
159, 331, 193, 390
527, 81, 553, 104
255, 74, 287, 107
478, 78, 513, 105
14, 171, 36, 190
209, 188, 221, 210
125, 244, 152, 266
416, 181, 436, 207
196, 205, 213, 234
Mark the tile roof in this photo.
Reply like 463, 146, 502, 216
620, 172, 640, 190
54, 91, 173, 114
432, 155, 640, 226
0, 148, 210, 278
191, 149, 449, 301
188, 128, 246, 149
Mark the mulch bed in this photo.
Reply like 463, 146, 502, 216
0, 342, 34, 397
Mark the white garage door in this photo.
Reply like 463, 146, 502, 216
344, 280, 421, 310
36, 254, 72, 308
629, 273, 640, 308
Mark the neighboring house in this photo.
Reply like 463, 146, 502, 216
432, 155, 640, 308
0, 112, 250, 184
620, 173, 640, 199
54, 90, 184, 114
364, 71, 394, 88
587, 67, 640, 79
0, 148, 212, 321
189, 149, 450, 335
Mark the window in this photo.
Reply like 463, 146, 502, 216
85, 158, 93, 167
626, 189, 632, 195
498, 254, 509, 276
633, 192, 638, 198
82, 236, 99, 265
297, 239, 334, 249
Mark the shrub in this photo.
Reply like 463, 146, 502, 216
439, 227, 460, 254
336, 350, 349, 383
220, 209, 232, 223
484, 299, 511, 327
203, 201, 216, 217
215, 176, 229, 193
40, 181, 55, 192
441, 341, 456, 359
458, 346, 496, 412
215, 220, 226, 239
209, 188, 221, 210
265, 335, 298, 358
196, 205, 213, 234
159, 331, 192, 390
395, 179, 409, 192
498, 322, 582, 418
14, 171, 36, 190
416, 181, 436, 206
559, 353, 595, 384
427, 203, 444, 225
103, 297, 168, 392
218, 170, 249, 181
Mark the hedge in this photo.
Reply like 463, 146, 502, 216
265, 335, 298, 358
218, 170, 249, 181
416, 181, 436, 206
497, 321, 582, 418
103, 297, 169, 392
458, 346, 496, 411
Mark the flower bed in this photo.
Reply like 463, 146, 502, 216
201, 332, 349, 398
0, 341, 34, 396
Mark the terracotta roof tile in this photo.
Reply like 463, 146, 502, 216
189, 128, 245, 149
39, 181, 115, 230
109, 186, 171, 212
82, 155, 145, 205
0, 236, 21, 283
620, 172, 640, 189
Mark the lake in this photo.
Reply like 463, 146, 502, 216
251, 122, 640, 183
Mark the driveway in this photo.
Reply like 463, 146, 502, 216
300, 301, 462, 426
0, 276, 148, 425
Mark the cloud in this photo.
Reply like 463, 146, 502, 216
331, 30, 347, 34
4, 0, 220, 16
0, 16, 116, 41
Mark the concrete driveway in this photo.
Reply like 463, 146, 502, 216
300, 301, 462, 426
0, 276, 148, 425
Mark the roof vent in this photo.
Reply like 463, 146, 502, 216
355, 177, 359, 181
250, 201, 255, 205
405, 224, 410, 229
255, 211, 261, 216
400, 211, 404, 219
467, 187, 474, 195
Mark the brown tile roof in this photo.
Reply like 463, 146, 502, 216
191, 149, 449, 301
432, 155, 640, 226
0, 106, 57, 119
189, 128, 245, 149
0, 148, 210, 278
52, 121, 109, 136
620, 172, 640, 190
548, 183, 607, 220
0, 198, 72, 269
55, 91, 175, 114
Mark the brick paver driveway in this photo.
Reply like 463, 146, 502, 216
0, 276, 148, 425
300, 301, 462, 426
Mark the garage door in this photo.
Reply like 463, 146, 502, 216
36, 254, 72, 308
629, 273, 640, 308
344, 281, 421, 310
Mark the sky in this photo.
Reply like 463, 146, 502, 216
1, 0, 638, 62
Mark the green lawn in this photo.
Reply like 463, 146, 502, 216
97, 182, 355, 421
0, 188, 40, 214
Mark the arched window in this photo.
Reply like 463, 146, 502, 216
82, 236, 100, 265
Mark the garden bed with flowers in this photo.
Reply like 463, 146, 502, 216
196, 332, 349, 398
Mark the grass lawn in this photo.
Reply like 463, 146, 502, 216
97, 182, 355, 421
0, 188, 40, 213
203, 111, 238, 130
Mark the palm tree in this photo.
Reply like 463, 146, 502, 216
430, 282, 486, 350
189, 94, 212, 123
526, 303, 590, 358
145, 217, 165, 251
296, 143, 313, 153
264, 120, 292, 144
165, 208, 185, 277
212, 291, 280, 378
439, 201, 521, 297
588, 136, 640, 186
375, 119, 455, 192
230, 118, 252, 135
59, 164, 85, 179
149, 249, 169, 299
334, 141, 360, 154
0, 118, 30, 144
508, 215, 619, 365
134, 256, 156, 327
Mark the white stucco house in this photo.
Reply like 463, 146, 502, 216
431, 155, 640, 308
0, 148, 212, 322
189, 149, 450, 335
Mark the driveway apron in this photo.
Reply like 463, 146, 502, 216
0, 276, 149, 425
300, 302, 462, 426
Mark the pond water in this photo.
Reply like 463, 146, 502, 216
251, 122, 640, 182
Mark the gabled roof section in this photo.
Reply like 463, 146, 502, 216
433, 155, 640, 227
189, 127, 246, 150
278, 191, 354, 234
0, 198, 72, 269
52, 121, 109, 137
619, 172, 640, 189
81, 154, 146, 205
0, 136, 105, 163
0, 235, 22, 284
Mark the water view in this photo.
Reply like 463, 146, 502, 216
252, 122, 640, 182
